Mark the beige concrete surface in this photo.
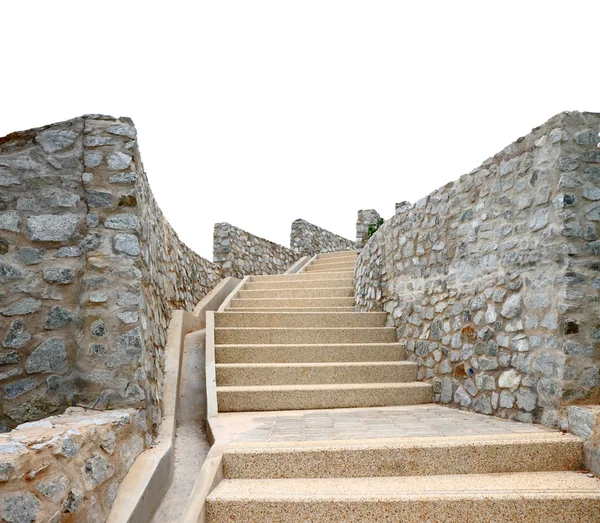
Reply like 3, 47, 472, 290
217, 383, 432, 412
239, 287, 353, 298
215, 326, 396, 344
206, 472, 600, 522
229, 297, 355, 308
215, 343, 403, 363
244, 278, 353, 289
216, 361, 417, 386
214, 311, 386, 328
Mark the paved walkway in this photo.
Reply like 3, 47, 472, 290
219, 404, 550, 443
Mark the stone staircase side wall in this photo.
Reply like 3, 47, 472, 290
356, 209, 381, 250
0, 116, 223, 431
214, 222, 299, 279
355, 111, 600, 430
290, 219, 355, 256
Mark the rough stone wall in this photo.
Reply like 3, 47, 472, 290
0, 116, 222, 431
290, 219, 355, 256
0, 408, 145, 522
355, 111, 600, 429
214, 222, 299, 278
356, 209, 381, 250
568, 405, 600, 476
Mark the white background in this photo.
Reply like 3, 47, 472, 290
1, 1, 598, 258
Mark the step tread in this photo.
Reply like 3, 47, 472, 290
207, 471, 600, 500
216, 361, 416, 369
217, 382, 429, 392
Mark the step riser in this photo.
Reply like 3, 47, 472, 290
214, 312, 386, 328
304, 267, 354, 273
239, 289, 354, 299
217, 384, 431, 412
216, 363, 417, 386
250, 272, 352, 282
229, 298, 355, 308
215, 345, 404, 364
229, 307, 356, 312
215, 328, 396, 344
207, 497, 600, 523
245, 280, 353, 289
222, 438, 583, 478
316, 252, 357, 260
307, 261, 356, 269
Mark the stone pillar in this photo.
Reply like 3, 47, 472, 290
355, 209, 381, 250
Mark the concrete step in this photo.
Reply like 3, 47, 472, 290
244, 279, 353, 290
206, 472, 600, 522
309, 259, 356, 267
216, 361, 418, 386
230, 307, 356, 312
304, 265, 354, 273
222, 432, 583, 478
228, 297, 355, 308
214, 312, 386, 328
214, 327, 396, 345
215, 343, 404, 364
249, 272, 352, 282
216, 382, 431, 411
238, 288, 354, 299
316, 251, 357, 261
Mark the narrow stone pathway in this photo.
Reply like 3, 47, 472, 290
151, 331, 210, 522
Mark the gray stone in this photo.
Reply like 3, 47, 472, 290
82, 453, 114, 490
567, 406, 597, 439
101, 431, 116, 455
0, 368, 22, 381
0, 351, 20, 366
25, 338, 68, 374
500, 294, 521, 319
91, 320, 107, 338
86, 213, 100, 228
2, 492, 40, 522
0, 462, 13, 481
0, 173, 20, 187
1, 298, 41, 316
35, 129, 78, 153
0, 211, 20, 232
534, 354, 563, 378
440, 377, 453, 403
3, 378, 37, 399
15, 247, 44, 266
476, 374, 496, 391
27, 214, 79, 242
55, 246, 81, 257
107, 151, 132, 170
64, 487, 83, 512
109, 172, 137, 184
104, 214, 138, 230
89, 344, 106, 355
3, 320, 31, 348
35, 473, 70, 503
117, 311, 138, 324
114, 327, 143, 365
42, 267, 75, 284
557, 155, 579, 171
0, 261, 23, 283
583, 187, 600, 201
114, 233, 139, 256
516, 388, 537, 412
498, 369, 521, 391
499, 391, 515, 408
106, 124, 137, 139
60, 435, 80, 458
85, 190, 113, 208
117, 292, 139, 307
83, 136, 117, 147
563, 341, 594, 358
45, 307, 73, 329
473, 395, 492, 414
529, 210, 548, 231
84, 151, 103, 167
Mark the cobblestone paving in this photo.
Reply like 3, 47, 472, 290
219, 405, 550, 443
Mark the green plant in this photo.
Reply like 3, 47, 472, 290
367, 217, 384, 238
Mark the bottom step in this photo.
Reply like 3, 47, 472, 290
217, 382, 431, 412
207, 471, 600, 522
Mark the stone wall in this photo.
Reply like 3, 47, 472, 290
355, 111, 600, 429
213, 222, 299, 278
290, 219, 355, 256
0, 408, 145, 522
356, 209, 382, 250
568, 405, 600, 476
0, 116, 223, 431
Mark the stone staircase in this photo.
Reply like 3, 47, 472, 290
214, 250, 431, 412
206, 250, 600, 522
